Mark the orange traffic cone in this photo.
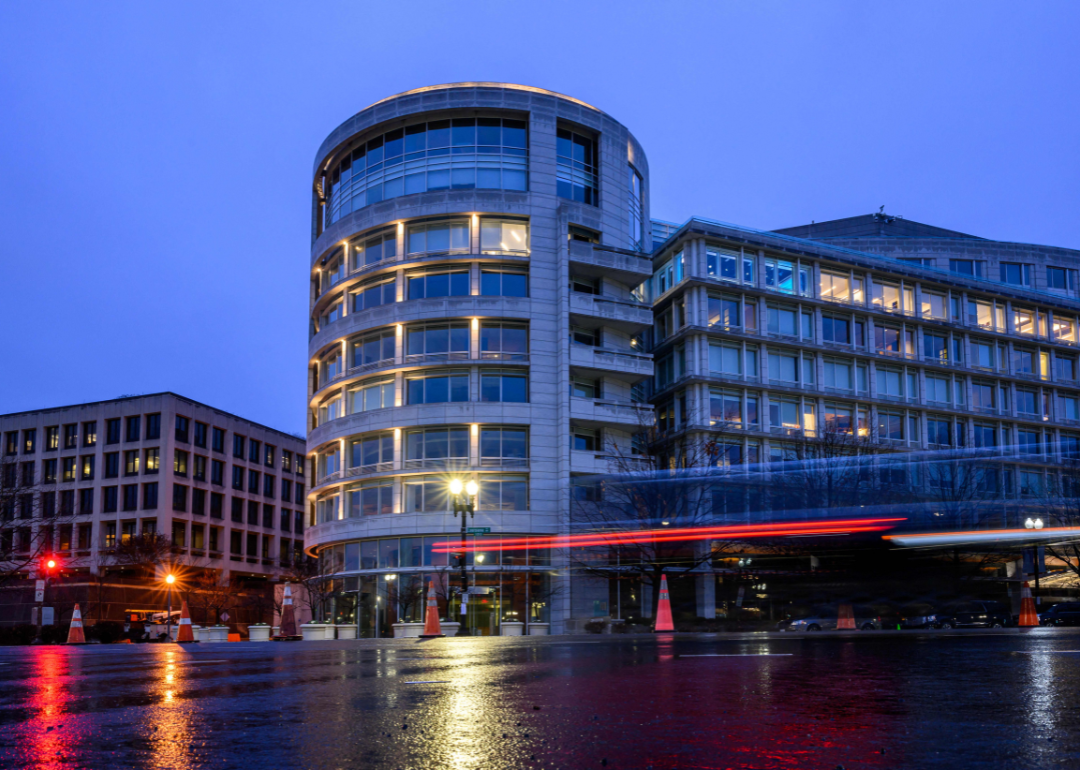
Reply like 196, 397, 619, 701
654, 573, 674, 632
419, 580, 444, 638
1019, 581, 1039, 627
176, 600, 196, 643
837, 603, 856, 630
66, 603, 86, 645
275, 583, 300, 639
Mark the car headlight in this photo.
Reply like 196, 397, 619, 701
790, 620, 805, 626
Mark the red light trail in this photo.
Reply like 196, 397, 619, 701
430, 517, 906, 552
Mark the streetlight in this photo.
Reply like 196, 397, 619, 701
449, 478, 478, 636
164, 573, 176, 642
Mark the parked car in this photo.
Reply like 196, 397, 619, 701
785, 605, 882, 632
931, 601, 1010, 629
1039, 602, 1080, 626
899, 603, 938, 629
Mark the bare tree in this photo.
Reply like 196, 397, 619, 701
1039, 459, 1080, 581
281, 554, 334, 622
0, 455, 77, 589
569, 429, 742, 620
111, 533, 177, 575
184, 569, 241, 627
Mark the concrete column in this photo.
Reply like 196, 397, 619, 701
697, 573, 716, 619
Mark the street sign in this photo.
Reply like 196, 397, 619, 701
220, 611, 230, 623
34, 589, 44, 603
35, 580, 45, 591
466, 527, 491, 535
42, 607, 54, 626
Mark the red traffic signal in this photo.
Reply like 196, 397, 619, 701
41, 555, 59, 572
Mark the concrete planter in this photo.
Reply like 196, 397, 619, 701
441, 622, 461, 636
392, 622, 424, 638
248, 625, 271, 642
207, 626, 229, 643
501, 622, 525, 636
301, 623, 330, 641
335, 624, 357, 640
528, 623, 550, 636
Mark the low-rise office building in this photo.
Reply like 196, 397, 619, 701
0, 393, 306, 625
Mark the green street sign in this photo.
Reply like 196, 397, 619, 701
466, 527, 491, 535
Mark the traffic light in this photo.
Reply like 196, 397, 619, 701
41, 555, 59, 574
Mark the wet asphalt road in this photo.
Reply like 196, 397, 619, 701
1, 630, 1079, 770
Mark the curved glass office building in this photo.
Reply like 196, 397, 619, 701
305, 84, 654, 636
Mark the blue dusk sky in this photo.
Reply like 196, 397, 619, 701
1, 1, 1077, 433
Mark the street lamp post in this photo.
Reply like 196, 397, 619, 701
165, 573, 176, 642
1024, 518, 1044, 603
450, 478, 478, 637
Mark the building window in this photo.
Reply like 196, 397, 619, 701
174, 450, 188, 477
211, 459, 224, 486
264, 445, 275, 468
262, 504, 274, 529
480, 428, 528, 467
175, 415, 190, 443
63, 424, 78, 449
144, 448, 159, 474
295, 483, 304, 505
233, 435, 245, 458
145, 413, 161, 440
480, 370, 528, 402
248, 439, 261, 464
404, 428, 467, 470
173, 484, 188, 512
210, 492, 224, 519
22, 429, 36, 454
280, 509, 292, 532
102, 486, 118, 513
407, 268, 470, 299
122, 484, 138, 512
142, 482, 158, 509
125, 416, 141, 443
231, 497, 243, 522
192, 488, 206, 516
248, 499, 259, 525
556, 126, 598, 204
323, 117, 527, 228
194, 421, 208, 448
406, 323, 470, 361
211, 427, 225, 453
263, 474, 275, 498
407, 371, 469, 405
232, 466, 243, 490
230, 530, 242, 556
949, 259, 984, 278
106, 418, 121, 445
193, 455, 207, 482
43, 426, 59, 451
281, 478, 293, 502
402, 477, 449, 513
80, 455, 95, 481
1048, 266, 1075, 291
407, 220, 470, 256
478, 475, 528, 511
479, 323, 528, 361
480, 268, 528, 297
248, 469, 260, 494
480, 219, 529, 254
347, 228, 398, 271
628, 166, 643, 250
350, 329, 396, 370
351, 277, 397, 313
1000, 262, 1032, 286
43, 458, 57, 484
282, 450, 293, 473
62, 457, 77, 483
77, 488, 93, 515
